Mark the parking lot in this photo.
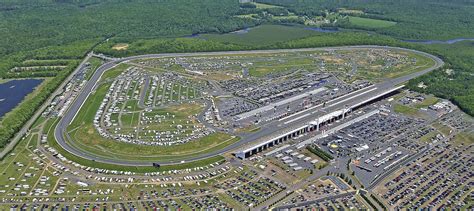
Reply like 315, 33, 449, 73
376, 141, 472, 209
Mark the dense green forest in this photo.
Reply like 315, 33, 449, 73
2, 0, 470, 64
407, 42, 474, 115
0, 0, 474, 148
0, 0, 258, 61
256, 0, 474, 40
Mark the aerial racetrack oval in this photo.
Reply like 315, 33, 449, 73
52, 45, 444, 169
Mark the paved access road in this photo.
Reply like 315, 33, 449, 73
54, 46, 444, 166
273, 192, 356, 210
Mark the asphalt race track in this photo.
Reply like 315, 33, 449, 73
54, 46, 444, 166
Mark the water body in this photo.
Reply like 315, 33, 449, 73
0, 79, 43, 118
184, 28, 251, 38
185, 25, 338, 39
403, 38, 474, 44
229, 27, 251, 35
184, 33, 200, 38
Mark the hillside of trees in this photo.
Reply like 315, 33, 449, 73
407, 42, 474, 116
256, 0, 474, 40
0, 0, 258, 62
0, 0, 473, 148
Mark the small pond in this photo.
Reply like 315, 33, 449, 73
0, 79, 43, 118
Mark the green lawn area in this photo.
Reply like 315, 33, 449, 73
252, 2, 282, 9
0, 131, 47, 198
235, 125, 260, 133
419, 131, 439, 143
349, 16, 397, 28
85, 57, 103, 80
235, 14, 258, 19
330, 49, 436, 82
124, 99, 140, 111
31, 115, 47, 129
63, 65, 239, 163
48, 118, 227, 172
201, 25, 320, 46
168, 64, 186, 73
394, 104, 425, 118
68, 81, 111, 131
101, 63, 130, 81
248, 56, 314, 77
0, 79, 13, 84
273, 15, 300, 21
138, 103, 202, 132
380, 51, 436, 80
414, 96, 439, 108
404, 52, 435, 73
432, 122, 452, 136
452, 132, 474, 146
69, 119, 238, 162
120, 113, 138, 127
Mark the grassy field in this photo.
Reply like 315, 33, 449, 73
248, 56, 314, 77
235, 125, 260, 133
0, 79, 12, 84
393, 104, 424, 118
68, 81, 111, 131
69, 121, 238, 162
64, 65, 238, 163
273, 15, 300, 21
386, 52, 435, 78
414, 96, 439, 108
348, 16, 397, 28
419, 131, 439, 143
201, 25, 320, 46
48, 118, 227, 172
453, 131, 474, 146
432, 122, 452, 136
102, 63, 130, 81
452, 132, 474, 146
112, 43, 129, 51
252, 2, 282, 9
351, 51, 436, 82
85, 57, 103, 80
246, 48, 434, 79
0, 133, 49, 199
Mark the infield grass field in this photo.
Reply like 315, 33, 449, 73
63, 65, 238, 164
